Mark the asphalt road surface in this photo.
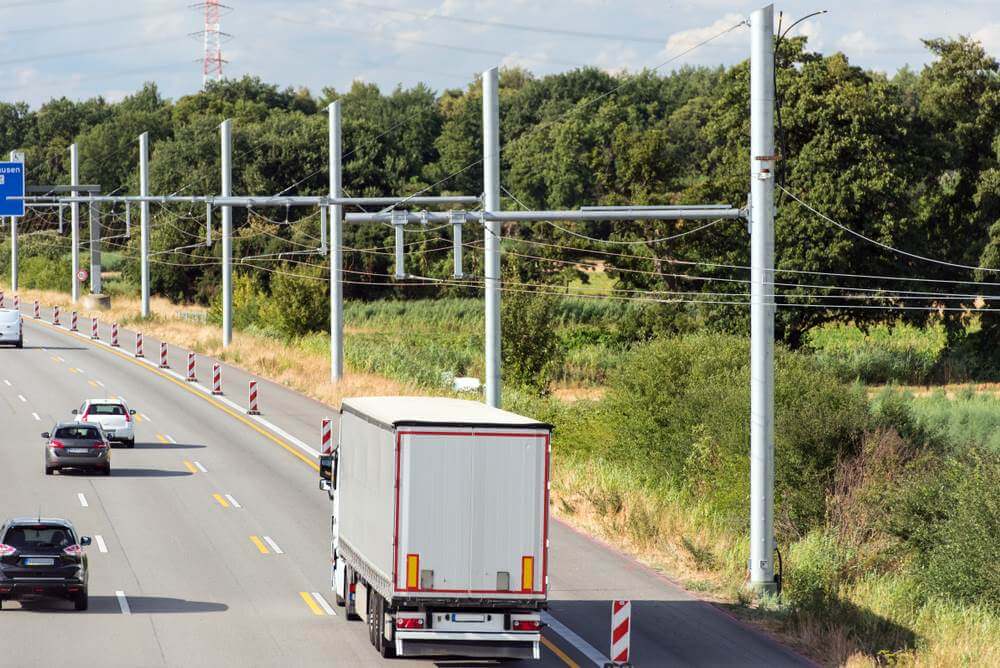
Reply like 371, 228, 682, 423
0, 309, 813, 667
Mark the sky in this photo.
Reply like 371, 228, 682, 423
0, 0, 998, 108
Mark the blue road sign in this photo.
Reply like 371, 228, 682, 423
0, 161, 25, 217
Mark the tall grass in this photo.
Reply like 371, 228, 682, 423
906, 388, 1000, 452
806, 322, 947, 384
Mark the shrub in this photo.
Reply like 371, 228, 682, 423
786, 529, 847, 612
501, 291, 565, 394
259, 263, 328, 337
603, 333, 868, 536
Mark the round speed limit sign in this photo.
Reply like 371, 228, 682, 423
77, 269, 89, 282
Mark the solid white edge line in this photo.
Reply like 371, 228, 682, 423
116, 590, 131, 615
224, 494, 241, 508
262, 536, 283, 554
541, 611, 610, 667
77, 493, 89, 508
311, 592, 336, 616
194, 461, 208, 473
95, 535, 108, 553
31, 412, 40, 421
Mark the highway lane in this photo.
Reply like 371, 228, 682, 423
0, 310, 814, 667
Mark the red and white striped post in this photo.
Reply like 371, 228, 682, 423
13, 294, 19, 310
186, 352, 197, 381
247, 380, 259, 415
0, 292, 4, 308
70, 310, 78, 332
159, 341, 169, 368
111, 322, 119, 347
91, 317, 99, 340
33, 300, 39, 319
211, 363, 223, 395
321, 418, 333, 455
135, 332, 144, 358
609, 600, 631, 666
52, 305, 60, 326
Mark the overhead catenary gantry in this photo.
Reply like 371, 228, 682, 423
10, 3, 777, 595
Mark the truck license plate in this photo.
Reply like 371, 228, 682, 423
452, 613, 487, 623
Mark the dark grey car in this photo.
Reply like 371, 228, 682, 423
43, 422, 111, 476
0, 518, 91, 610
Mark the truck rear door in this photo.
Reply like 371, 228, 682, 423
395, 428, 548, 597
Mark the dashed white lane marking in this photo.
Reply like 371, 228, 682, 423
95, 535, 108, 553
31, 412, 40, 421
115, 590, 131, 615
262, 536, 283, 554
165, 434, 176, 443
2, 379, 10, 386
541, 611, 610, 667
76, 367, 86, 374
140, 413, 151, 422
224, 494, 241, 508
95, 380, 105, 388
17, 394, 26, 402
77, 493, 89, 508
311, 592, 336, 616
194, 461, 208, 473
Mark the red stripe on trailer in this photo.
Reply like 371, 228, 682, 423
212, 363, 222, 395
186, 352, 197, 381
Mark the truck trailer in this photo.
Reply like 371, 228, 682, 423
319, 396, 551, 659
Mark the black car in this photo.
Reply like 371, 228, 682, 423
0, 518, 91, 610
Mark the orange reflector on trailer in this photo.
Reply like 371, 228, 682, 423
406, 554, 420, 590
521, 556, 534, 592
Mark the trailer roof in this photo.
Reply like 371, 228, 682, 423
342, 396, 552, 430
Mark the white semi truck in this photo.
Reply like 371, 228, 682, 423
319, 396, 551, 660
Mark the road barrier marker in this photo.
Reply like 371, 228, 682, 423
212, 363, 223, 395
52, 305, 59, 326
111, 322, 119, 347
609, 600, 631, 666
321, 418, 333, 455
33, 300, 39, 319
12, 295, 18, 310
70, 310, 77, 332
263, 536, 283, 554
115, 590, 131, 615
0, 292, 3, 307
159, 341, 169, 368
77, 493, 88, 508
94, 535, 108, 553
135, 331, 144, 358
91, 317, 99, 340
187, 352, 197, 381
247, 380, 259, 414
250, 535, 269, 554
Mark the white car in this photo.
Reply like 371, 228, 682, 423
73, 399, 136, 448
0, 308, 22, 348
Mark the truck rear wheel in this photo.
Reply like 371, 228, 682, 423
371, 593, 395, 658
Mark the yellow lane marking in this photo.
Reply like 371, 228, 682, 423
68, 367, 79, 374
249, 536, 269, 554
50, 355, 61, 363
31, 319, 319, 472
299, 591, 324, 616
541, 636, 580, 668
212, 493, 230, 508
88, 380, 99, 389
183, 461, 198, 474
135, 413, 143, 423
156, 433, 169, 444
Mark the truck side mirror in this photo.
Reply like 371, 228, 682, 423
319, 453, 337, 491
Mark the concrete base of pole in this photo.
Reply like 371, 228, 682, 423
746, 580, 778, 595
81, 293, 111, 310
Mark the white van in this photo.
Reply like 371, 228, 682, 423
0, 309, 22, 348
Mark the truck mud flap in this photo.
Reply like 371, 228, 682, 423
397, 639, 539, 660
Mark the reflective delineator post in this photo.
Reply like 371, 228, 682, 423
247, 380, 259, 415
187, 352, 197, 382
159, 341, 169, 368
91, 317, 99, 340
33, 300, 39, 319
610, 600, 631, 665
212, 363, 223, 395
52, 305, 60, 326
13, 294, 19, 311
321, 418, 333, 455
111, 322, 119, 347
70, 310, 78, 332
135, 332, 144, 358
0, 292, 4, 308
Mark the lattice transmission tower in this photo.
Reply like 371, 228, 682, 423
190, 1, 232, 87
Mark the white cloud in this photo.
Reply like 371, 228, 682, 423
661, 13, 747, 60
972, 23, 1000, 55
837, 30, 879, 56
